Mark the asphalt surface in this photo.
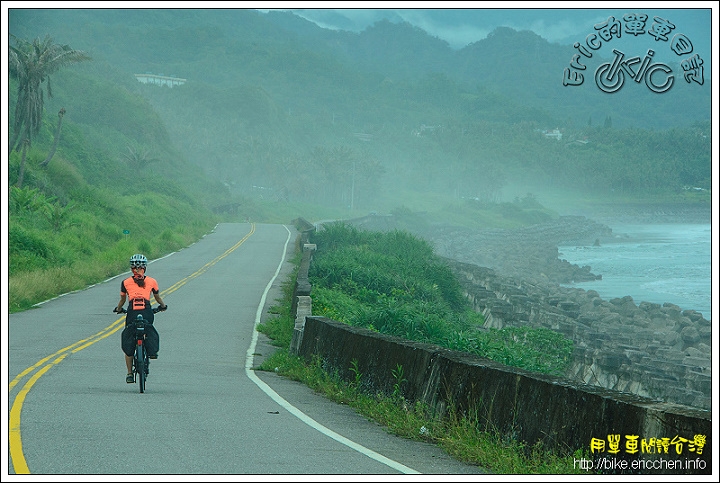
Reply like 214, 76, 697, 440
6, 223, 487, 478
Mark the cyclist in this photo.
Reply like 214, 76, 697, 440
113, 254, 167, 383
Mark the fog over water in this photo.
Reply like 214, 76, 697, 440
559, 223, 712, 320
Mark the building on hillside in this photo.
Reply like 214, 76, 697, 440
134, 73, 187, 87
543, 128, 562, 141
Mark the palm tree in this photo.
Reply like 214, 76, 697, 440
122, 145, 159, 172
8, 34, 90, 186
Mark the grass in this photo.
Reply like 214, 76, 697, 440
307, 222, 574, 376
7, 219, 214, 312
254, 255, 588, 475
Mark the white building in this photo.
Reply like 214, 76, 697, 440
543, 128, 562, 141
134, 73, 186, 87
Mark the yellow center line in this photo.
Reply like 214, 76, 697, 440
8, 223, 255, 474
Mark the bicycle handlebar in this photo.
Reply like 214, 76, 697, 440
113, 305, 167, 314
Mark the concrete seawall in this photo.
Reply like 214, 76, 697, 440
297, 316, 711, 474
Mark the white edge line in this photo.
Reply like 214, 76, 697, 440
244, 224, 420, 475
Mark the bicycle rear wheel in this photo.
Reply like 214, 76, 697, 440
136, 344, 146, 393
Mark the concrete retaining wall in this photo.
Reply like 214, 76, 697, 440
297, 316, 712, 474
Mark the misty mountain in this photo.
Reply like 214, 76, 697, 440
259, 11, 710, 131
8, 8, 710, 212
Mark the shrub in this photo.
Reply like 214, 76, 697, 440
309, 223, 574, 375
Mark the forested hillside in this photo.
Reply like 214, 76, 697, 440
8, 8, 711, 218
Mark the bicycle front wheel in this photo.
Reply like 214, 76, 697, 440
136, 344, 146, 393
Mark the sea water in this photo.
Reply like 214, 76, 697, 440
558, 223, 712, 320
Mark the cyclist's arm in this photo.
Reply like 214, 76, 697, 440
116, 294, 126, 310
115, 282, 127, 312
153, 290, 166, 309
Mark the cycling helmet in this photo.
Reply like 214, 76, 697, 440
129, 253, 148, 269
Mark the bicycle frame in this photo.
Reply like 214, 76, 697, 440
132, 315, 149, 393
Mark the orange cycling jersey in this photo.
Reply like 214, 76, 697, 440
121, 276, 160, 311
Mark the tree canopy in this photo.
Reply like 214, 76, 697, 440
8, 34, 90, 186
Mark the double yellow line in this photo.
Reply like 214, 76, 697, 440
8, 223, 255, 474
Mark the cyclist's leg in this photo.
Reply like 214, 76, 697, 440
146, 324, 159, 358
121, 325, 135, 381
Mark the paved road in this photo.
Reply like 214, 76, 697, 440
6, 223, 486, 477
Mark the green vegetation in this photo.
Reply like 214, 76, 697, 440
6, 37, 218, 312
138, 68, 711, 213
308, 222, 573, 375
8, 179, 213, 312
255, 249, 586, 474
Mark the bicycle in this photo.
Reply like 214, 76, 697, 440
115, 306, 163, 393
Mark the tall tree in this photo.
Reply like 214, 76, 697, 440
39, 107, 65, 167
8, 34, 90, 186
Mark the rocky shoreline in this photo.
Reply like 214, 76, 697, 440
556, 201, 712, 225
425, 215, 612, 285
346, 208, 712, 411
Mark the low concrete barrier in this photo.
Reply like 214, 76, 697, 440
297, 316, 712, 474
289, 218, 316, 354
